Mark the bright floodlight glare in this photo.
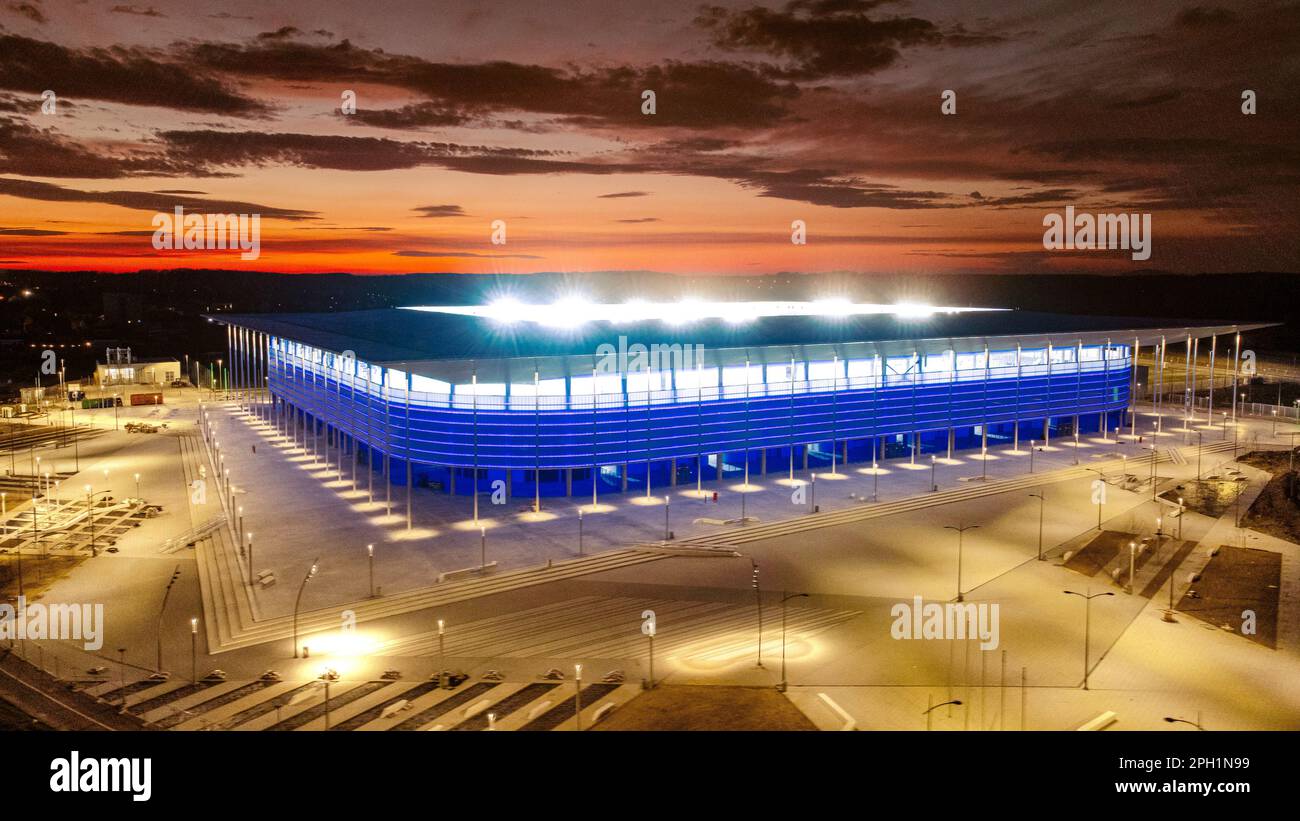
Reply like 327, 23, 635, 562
488, 297, 525, 324
402, 300, 1000, 325
892, 302, 937, 319
539, 297, 592, 329
813, 298, 854, 317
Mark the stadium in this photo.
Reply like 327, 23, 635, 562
207, 302, 1262, 504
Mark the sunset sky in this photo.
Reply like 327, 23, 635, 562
1, 0, 1297, 275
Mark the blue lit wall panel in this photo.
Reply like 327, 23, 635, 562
268, 356, 1131, 470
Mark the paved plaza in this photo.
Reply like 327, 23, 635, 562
3, 390, 1298, 730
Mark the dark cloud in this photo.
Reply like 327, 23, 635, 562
413, 204, 466, 217
741, 169, 951, 208
614, 217, 660, 223
183, 38, 798, 128
967, 187, 1080, 208
1021, 137, 1300, 171
0, 226, 66, 235
0, 35, 267, 114
393, 250, 543, 259
0, 115, 186, 178
598, 191, 650, 198
696, 0, 999, 79
1104, 90, 1181, 109
1175, 6, 1240, 27
258, 27, 302, 40
156, 129, 581, 174
0, 177, 317, 220
348, 102, 471, 130
7, 2, 45, 24
109, 5, 163, 17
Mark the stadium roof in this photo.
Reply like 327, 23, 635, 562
207, 305, 1274, 383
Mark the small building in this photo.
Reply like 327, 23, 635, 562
95, 347, 181, 387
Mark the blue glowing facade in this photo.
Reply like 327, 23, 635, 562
211, 308, 1253, 499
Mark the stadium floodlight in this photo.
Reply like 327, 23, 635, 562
404, 301, 1000, 326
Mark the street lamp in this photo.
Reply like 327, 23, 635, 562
577, 508, 584, 556
574, 663, 583, 731
1063, 589, 1114, 690
367, 543, 375, 598
292, 558, 320, 658
1195, 431, 1203, 480
1127, 541, 1136, 594
778, 592, 809, 692
133, 472, 141, 499
929, 454, 937, 492
190, 617, 198, 682
751, 559, 763, 668
944, 523, 979, 602
923, 697, 963, 731
1084, 468, 1105, 530
1029, 439, 1036, 474
1028, 491, 1046, 560
83, 483, 96, 557
1163, 713, 1204, 730
156, 564, 181, 672
663, 495, 671, 541
436, 618, 446, 688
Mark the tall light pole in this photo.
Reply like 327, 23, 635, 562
930, 454, 937, 492
133, 472, 141, 500
1196, 431, 1203, 480
156, 565, 181, 672
778, 592, 809, 692
190, 617, 198, 683
751, 559, 763, 668
367, 543, 375, 598
84, 483, 96, 557
663, 495, 671, 541
577, 508, 584, 556
1163, 713, 1204, 730
1028, 491, 1045, 560
1085, 468, 1105, 530
574, 663, 583, 731
1063, 589, 1113, 690
945, 523, 979, 602
292, 558, 319, 658
436, 619, 446, 688
924, 696, 963, 731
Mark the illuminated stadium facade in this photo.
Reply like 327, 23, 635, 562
208, 303, 1262, 502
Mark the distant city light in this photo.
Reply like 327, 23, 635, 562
404, 300, 1002, 326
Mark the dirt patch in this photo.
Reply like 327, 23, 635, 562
1177, 546, 1280, 648
0, 555, 86, 600
1162, 478, 1246, 518
592, 685, 816, 731
1063, 530, 1134, 577
1235, 451, 1300, 545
